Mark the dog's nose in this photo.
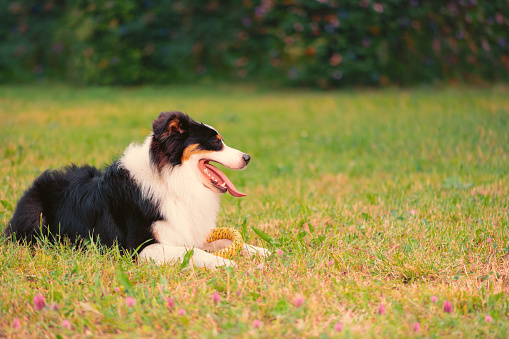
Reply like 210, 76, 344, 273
243, 154, 251, 164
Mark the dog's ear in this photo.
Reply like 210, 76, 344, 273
152, 112, 189, 138
168, 117, 184, 135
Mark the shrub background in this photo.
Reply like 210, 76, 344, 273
1, 0, 508, 87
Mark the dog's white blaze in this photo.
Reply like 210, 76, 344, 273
204, 143, 248, 170
119, 137, 220, 247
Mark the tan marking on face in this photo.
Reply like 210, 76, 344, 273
216, 135, 223, 141
181, 143, 214, 162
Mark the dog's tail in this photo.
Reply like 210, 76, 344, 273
4, 171, 52, 244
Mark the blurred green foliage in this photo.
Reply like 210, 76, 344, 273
1, 0, 508, 87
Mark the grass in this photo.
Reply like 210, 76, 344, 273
0, 84, 508, 338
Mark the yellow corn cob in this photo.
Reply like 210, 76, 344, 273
205, 227, 244, 259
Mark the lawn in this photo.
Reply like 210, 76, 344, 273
0, 85, 508, 338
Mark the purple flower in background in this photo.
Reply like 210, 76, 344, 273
288, 68, 298, 79
362, 38, 371, 47
126, 296, 136, 307
447, 3, 458, 15
443, 300, 453, 313
33, 293, 46, 311
242, 17, 252, 27
496, 13, 504, 25
62, 320, 71, 329
410, 0, 419, 7
12, 318, 21, 329
498, 38, 506, 47
253, 319, 262, 328
429, 20, 438, 31
413, 322, 421, 332
332, 71, 343, 80
431, 295, 438, 303
338, 9, 349, 19
255, 6, 265, 17
398, 17, 410, 27
481, 39, 490, 52
373, 3, 384, 13
378, 304, 386, 315
284, 36, 294, 45
293, 296, 305, 307
485, 315, 493, 322
334, 322, 343, 332
168, 297, 175, 309
211, 291, 221, 303
52, 42, 63, 54
325, 24, 335, 33
178, 308, 186, 316
330, 53, 342, 66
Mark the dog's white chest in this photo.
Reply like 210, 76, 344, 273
154, 178, 220, 247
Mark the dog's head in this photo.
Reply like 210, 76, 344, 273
150, 111, 250, 197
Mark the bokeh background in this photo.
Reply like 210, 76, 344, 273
1, 0, 508, 88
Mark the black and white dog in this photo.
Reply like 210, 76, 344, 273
5, 112, 269, 268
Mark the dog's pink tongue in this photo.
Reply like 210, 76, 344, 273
204, 163, 247, 197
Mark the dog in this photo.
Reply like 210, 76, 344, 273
4, 112, 269, 269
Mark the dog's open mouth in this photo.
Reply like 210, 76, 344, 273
198, 160, 247, 197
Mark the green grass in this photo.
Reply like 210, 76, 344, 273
0, 85, 508, 338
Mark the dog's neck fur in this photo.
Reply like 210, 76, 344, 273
119, 137, 220, 247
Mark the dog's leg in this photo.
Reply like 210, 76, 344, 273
139, 243, 235, 269
242, 244, 272, 257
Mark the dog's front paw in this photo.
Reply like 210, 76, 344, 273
242, 244, 272, 257
206, 258, 236, 270
193, 250, 236, 270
